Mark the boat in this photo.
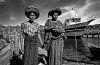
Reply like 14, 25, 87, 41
62, 8, 95, 38
63, 18, 95, 39
63, 18, 95, 32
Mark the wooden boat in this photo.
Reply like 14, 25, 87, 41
63, 19, 95, 32
63, 8, 95, 36
63, 18, 95, 38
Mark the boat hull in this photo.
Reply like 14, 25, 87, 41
89, 46, 100, 60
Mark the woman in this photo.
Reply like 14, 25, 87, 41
44, 8, 66, 65
21, 6, 43, 65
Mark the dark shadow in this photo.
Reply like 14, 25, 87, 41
88, 46, 100, 60
10, 55, 23, 65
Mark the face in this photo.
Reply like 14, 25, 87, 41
29, 12, 36, 21
52, 13, 58, 20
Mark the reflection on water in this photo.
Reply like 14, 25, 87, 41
63, 37, 100, 61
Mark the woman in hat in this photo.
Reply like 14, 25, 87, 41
21, 6, 43, 65
44, 8, 67, 65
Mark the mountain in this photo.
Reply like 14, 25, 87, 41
0, 23, 100, 35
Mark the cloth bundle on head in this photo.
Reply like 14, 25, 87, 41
25, 6, 40, 19
48, 8, 62, 17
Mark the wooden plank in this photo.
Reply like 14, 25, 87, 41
0, 45, 10, 56
38, 47, 47, 56
0, 51, 13, 65
0, 50, 12, 62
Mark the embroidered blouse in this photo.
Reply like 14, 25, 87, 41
44, 19, 66, 42
21, 21, 40, 38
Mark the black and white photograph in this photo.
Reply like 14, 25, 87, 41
0, 0, 100, 65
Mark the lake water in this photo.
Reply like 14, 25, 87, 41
63, 37, 100, 61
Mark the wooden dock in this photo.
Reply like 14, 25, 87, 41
0, 44, 13, 65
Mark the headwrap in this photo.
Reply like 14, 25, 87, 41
25, 6, 40, 19
48, 8, 62, 17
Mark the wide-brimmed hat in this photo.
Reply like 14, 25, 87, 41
48, 8, 62, 17
25, 6, 40, 19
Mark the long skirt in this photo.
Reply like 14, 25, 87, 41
48, 38, 64, 65
23, 35, 39, 65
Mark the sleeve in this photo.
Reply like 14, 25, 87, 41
21, 22, 27, 33
58, 21, 65, 33
58, 21, 67, 39
36, 23, 40, 33
44, 19, 52, 31
45, 19, 50, 27
36, 23, 43, 33
58, 20, 63, 27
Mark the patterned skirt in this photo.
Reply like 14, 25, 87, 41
47, 38, 64, 65
23, 34, 39, 65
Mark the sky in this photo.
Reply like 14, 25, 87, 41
0, 0, 100, 26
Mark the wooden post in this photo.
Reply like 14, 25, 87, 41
74, 32, 78, 60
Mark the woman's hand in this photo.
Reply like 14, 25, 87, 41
51, 36, 60, 40
44, 39, 50, 44
27, 32, 34, 37
44, 26, 55, 31
41, 44, 47, 49
61, 33, 67, 39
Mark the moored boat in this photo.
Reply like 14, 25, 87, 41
63, 18, 95, 38
63, 19, 95, 32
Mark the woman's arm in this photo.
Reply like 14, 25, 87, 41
37, 25, 43, 46
44, 26, 53, 31
58, 21, 65, 33
44, 19, 52, 44
21, 23, 25, 38
38, 33, 43, 46
44, 19, 54, 31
